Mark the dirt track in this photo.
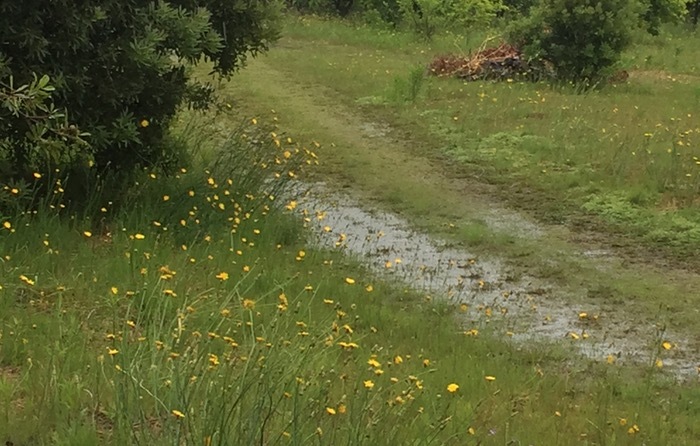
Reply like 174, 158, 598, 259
225, 54, 700, 381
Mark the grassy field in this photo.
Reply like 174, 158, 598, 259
216, 16, 700, 351
2, 15, 700, 446
1, 110, 699, 446
229, 17, 700, 257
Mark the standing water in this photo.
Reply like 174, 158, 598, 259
293, 183, 699, 380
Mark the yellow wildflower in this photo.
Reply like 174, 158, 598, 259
19, 275, 35, 286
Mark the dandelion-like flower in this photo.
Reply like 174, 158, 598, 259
19, 275, 35, 286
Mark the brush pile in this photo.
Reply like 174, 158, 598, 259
428, 43, 532, 81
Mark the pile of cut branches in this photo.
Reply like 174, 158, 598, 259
428, 42, 536, 81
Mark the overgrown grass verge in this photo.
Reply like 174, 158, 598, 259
0, 110, 699, 445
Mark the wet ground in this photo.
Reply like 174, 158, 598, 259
293, 182, 700, 380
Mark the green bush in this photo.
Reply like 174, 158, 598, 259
0, 0, 279, 180
509, 0, 640, 84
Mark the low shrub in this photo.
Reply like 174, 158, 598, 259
508, 0, 640, 84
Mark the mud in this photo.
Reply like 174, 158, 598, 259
294, 182, 699, 380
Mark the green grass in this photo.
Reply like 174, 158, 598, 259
1, 129, 699, 445
214, 15, 700, 336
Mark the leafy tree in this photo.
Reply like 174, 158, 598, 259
0, 0, 279, 180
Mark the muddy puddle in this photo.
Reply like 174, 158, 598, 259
292, 183, 699, 380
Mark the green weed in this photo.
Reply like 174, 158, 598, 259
389, 65, 426, 103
